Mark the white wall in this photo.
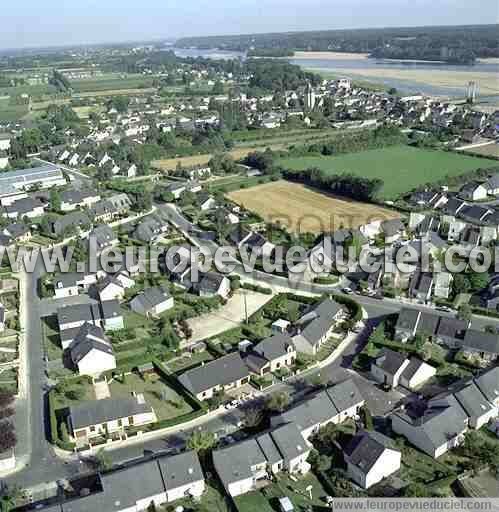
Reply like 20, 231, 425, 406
77, 350, 116, 377
228, 477, 255, 497
166, 480, 205, 502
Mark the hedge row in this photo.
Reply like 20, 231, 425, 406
240, 282, 273, 295
47, 389, 76, 451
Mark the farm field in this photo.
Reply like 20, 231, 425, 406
152, 144, 287, 171
0, 99, 29, 122
278, 145, 499, 200
227, 180, 400, 234
70, 76, 155, 93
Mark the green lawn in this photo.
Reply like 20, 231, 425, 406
278, 146, 498, 200
42, 315, 63, 361
234, 473, 329, 512
109, 372, 193, 421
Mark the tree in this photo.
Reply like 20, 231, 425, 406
457, 304, 472, 322
94, 448, 112, 471
49, 188, 62, 212
243, 407, 264, 430
0, 421, 16, 452
186, 430, 216, 453
265, 391, 290, 413
212, 81, 224, 95
307, 449, 331, 473
0, 390, 15, 408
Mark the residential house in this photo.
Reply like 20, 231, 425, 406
453, 381, 498, 429
3, 197, 45, 219
474, 367, 499, 408
69, 395, 157, 444
60, 189, 101, 212
391, 395, 468, 458
94, 276, 126, 301
133, 215, 168, 243
271, 379, 365, 440
198, 193, 216, 211
178, 352, 250, 401
108, 193, 133, 215
3, 223, 31, 244
50, 212, 91, 237
271, 319, 291, 334
371, 348, 410, 388
212, 423, 311, 498
69, 323, 116, 376
57, 299, 124, 348
434, 272, 453, 299
89, 199, 119, 223
53, 271, 99, 298
399, 357, 437, 390
88, 225, 118, 253
380, 218, 406, 244
485, 174, 499, 196
435, 316, 469, 348
458, 329, 499, 364
292, 298, 346, 355
408, 271, 433, 303
196, 271, 230, 299
344, 430, 401, 489
244, 333, 296, 377
229, 225, 275, 259
130, 285, 174, 317
458, 182, 488, 202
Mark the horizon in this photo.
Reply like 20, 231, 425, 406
1, 0, 498, 52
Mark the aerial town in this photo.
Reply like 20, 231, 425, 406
0, 13, 498, 512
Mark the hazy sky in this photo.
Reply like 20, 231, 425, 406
2, 0, 498, 50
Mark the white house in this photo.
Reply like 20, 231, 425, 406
213, 423, 311, 498
130, 285, 174, 317
69, 323, 116, 377
345, 431, 401, 489
391, 395, 469, 458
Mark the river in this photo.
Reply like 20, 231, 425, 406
171, 47, 499, 99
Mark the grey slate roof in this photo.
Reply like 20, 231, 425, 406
253, 333, 294, 362
436, 317, 468, 339
256, 433, 283, 465
57, 302, 102, 327
178, 352, 249, 395
461, 329, 499, 355
345, 430, 396, 473
375, 348, 407, 375
326, 379, 364, 412
395, 308, 420, 333
157, 450, 204, 491
454, 382, 495, 420
274, 390, 338, 432
52, 211, 91, 236
400, 357, 428, 382
4, 196, 43, 216
213, 438, 266, 488
98, 459, 166, 511
474, 367, 499, 404
69, 323, 113, 364
269, 422, 309, 462
132, 285, 171, 312
393, 394, 468, 450
197, 271, 226, 294
70, 397, 153, 430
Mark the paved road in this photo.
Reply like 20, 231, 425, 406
3, 201, 498, 495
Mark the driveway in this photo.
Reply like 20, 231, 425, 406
185, 290, 274, 344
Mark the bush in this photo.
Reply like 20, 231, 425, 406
241, 282, 273, 294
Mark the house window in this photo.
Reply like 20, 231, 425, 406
128, 416, 134, 425
117, 419, 122, 427
89, 426, 96, 432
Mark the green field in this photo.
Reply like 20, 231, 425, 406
0, 98, 29, 122
278, 145, 499, 200
71, 77, 155, 93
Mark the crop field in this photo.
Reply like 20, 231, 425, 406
152, 145, 288, 171
70, 76, 155, 93
227, 180, 400, 234
0, 98, 29, 122
278, 145, 498, 200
